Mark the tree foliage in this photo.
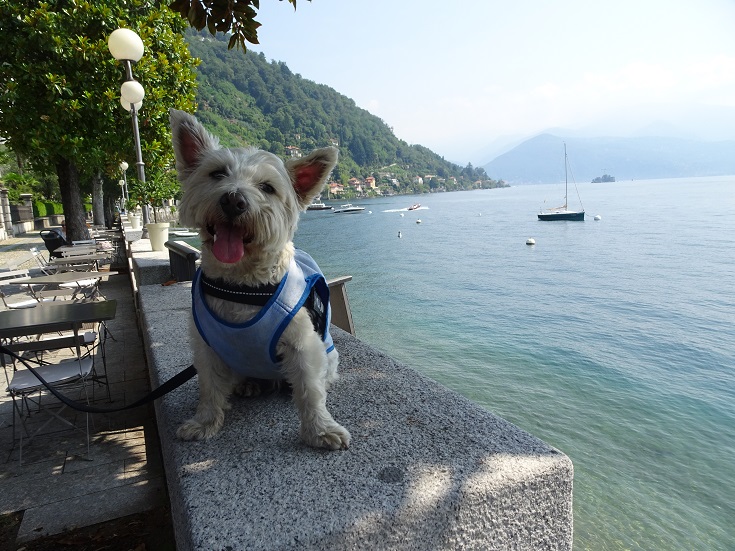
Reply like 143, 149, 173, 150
0, 1, 198, 239
169, 0, 301, 51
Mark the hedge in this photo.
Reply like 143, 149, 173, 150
32, 200, 64, 217
33, 200, 47, 218
32, 200, 92, 217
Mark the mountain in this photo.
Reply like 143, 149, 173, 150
185, 32, 499, 192
482, 133, 735, 184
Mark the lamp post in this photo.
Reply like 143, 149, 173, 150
119, 160, 129, 210
109, 28, 149, 236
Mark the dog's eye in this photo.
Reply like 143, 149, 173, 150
259, 182, 276, 194
209, 169, 228, 180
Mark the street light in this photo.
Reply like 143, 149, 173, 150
109, 28, 149, 235
119, 161, 129, 209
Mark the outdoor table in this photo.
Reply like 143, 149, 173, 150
12, 271, 115, 286
0, 299, 117, 341
50, 252, 108, 271
9, 271, 115, 301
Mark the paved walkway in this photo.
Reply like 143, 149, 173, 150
0, 233, 170, 544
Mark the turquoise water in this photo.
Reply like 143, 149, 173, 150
292, 177, 735, 550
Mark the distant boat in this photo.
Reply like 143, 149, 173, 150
333, 203, 365, 214
307, 197, 333, 211
538, 143, 585, 221
407, 203, 421, 210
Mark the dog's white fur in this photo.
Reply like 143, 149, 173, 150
170, 109, 350, 450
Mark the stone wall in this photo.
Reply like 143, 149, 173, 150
126, 221, 574, 550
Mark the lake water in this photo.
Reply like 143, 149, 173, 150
291, 176, 735, 550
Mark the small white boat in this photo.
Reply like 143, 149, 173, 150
333, 203, 365, 214
526, 238, 536, 245
307, 197, 333, 211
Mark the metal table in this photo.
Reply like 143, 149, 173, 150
11, 271, 115, 301
0, 300, 118, 341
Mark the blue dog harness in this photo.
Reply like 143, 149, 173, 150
191, 250, 335, 379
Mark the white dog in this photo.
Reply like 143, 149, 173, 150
170, 109, 350, 450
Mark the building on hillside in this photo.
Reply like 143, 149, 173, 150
347, 177, 364, 194
365, 176, 376, 189
329, 182, 344, 196
285, 146, 302, 158
413, 176, 423, 186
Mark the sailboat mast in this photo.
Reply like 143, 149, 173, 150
564, 142, 569, 210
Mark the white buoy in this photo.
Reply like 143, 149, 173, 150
526, 238, 536, 245
400, 213, 405, 217
594, 214, 602, 221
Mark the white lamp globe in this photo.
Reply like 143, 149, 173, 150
108, 29, 144, 62
120, 161, 129, 171
120, 96, 143, 112
120, 80, 145, 104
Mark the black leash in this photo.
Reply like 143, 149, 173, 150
0, 345, 196, 413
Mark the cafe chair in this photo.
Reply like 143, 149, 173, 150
29, 247, 57, 275
60, 245, 97, 257
57, 275, 104, 301
40, 229, 68, 259
2, 344, 94, 464
0, 269, 46, 309
0, 290, 43, 310
41, 325, 110, 401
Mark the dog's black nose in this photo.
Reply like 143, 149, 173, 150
219, 192, 247, 219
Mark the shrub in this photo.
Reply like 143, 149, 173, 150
44, 201, 64, 215
33, 200, 47, 218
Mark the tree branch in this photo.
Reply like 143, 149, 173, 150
168, 0, 302, 51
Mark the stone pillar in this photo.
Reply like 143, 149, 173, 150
0, 189, 11, 238
20, 193, 33, 208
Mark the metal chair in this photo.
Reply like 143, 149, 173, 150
29, 247, 56, 275
2, 339, 95, 464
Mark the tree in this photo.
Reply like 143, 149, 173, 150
169, 0, 302, 51
0, 1, 197, 241
128, 168, 180, 223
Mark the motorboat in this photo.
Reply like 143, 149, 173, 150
333, 203, 365, 214
407, 203, 421, 210
307, 197, 333, 211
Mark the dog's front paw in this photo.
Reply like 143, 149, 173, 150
301, 422, 351, 450
176, 415, 224, 441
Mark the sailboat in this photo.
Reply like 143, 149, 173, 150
538, 143, 585, 221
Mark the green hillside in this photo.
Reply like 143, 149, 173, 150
186, 31, 505, 195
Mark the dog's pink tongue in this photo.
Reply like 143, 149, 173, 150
212, 224, 245, 263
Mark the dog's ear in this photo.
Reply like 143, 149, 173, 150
286, 147, 338, 207
169, 109, 219, 180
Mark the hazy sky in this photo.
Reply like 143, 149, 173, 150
248, 0, 735, 164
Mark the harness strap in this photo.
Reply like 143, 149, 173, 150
200, 274, 279, 306
0, 345, 196, 413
